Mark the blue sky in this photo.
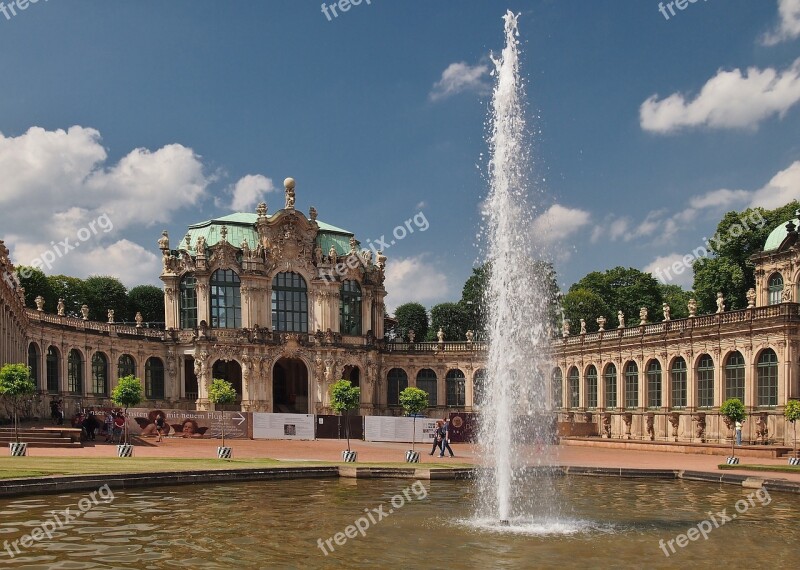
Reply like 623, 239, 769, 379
1, 0, 799, 311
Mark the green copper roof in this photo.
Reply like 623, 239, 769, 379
764, 218, 799, 252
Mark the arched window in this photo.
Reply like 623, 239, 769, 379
416, 369, 437, 407
646, 360, 662, 408
28, 343, 40, 389
551, 368, 563, 409
768, 273, 784, 305
625, 362, 639, 409
670, 357, 687, 408
46, 346, 60, 394
118, 354, 136, 379
210, 270, 241, 328
585, 365, 598, 409
446, 369, 466, 407
757, 349, 778, 407
697, 355, 714, 408
146, 357, 165, 400
725, 351, 746, 402
340, 280, 362, 336
567, 367, 580, 408
271, 272, 308, 332
474, 369, 486, 407
387, 368, 408, 407
67, 349, 83, 394
604, 364, 617, 409
179, 275, 197, 329
91, 352, 108, 396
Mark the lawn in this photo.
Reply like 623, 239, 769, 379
718, 463, 800, 474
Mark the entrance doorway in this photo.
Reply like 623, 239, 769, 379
273, 358, 309, 413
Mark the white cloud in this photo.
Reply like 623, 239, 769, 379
762, 0, 800, 45
531, 204, 591, 244
226, 174, 277, 212
384, 255, 449, 313
748, 160, 800, 209
429, 62, 490, 102
640, 58, 800, 132
644, 253, 695, 289
688, 188, 751, 210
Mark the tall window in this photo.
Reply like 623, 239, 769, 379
210, 270, 241, 328
28, 343, 40, 389
552, 368, 563, 409
387, 368, 408, 407
271, 272, 308, 332
625, 362, 639, 409
340, 280, 362, 336
697, 355, 714, 408
146, 357, 165, 400
585, 365, 598, 409
474, 370, 486, 407
604, 364, 617, 409
757, 349, 778, 407
446, 369, 466, 407
46, 346, 60, 394
179, 275, 197, 329
671, 357, 687, 408
118, 354, 136, 379
725, 351, 746, 401
568, 367, 580, 408
646, 360, 662, 408
416, 369, 437, 407
768, 273, 784, 305
91, 352, 108, 396
68, 349, 83, 394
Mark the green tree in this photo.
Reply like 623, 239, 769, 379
720, 398, 746, 458
785, 400, 800, 460
0, 364, 37, 443
561, 288, 610, 333
394, 302, 429, 341
399, 386, 429, 452
128, 285, 165, 323
461, 264, 490, 332
16, 266, 56, 311
330, 379, 361, 452
208, 378, 238, 449
659, 284, 692, 320
692, 257, 747, 314
571, 267, 663, 328
46, 275, 85, 318
111, 375, 143, 445
82, 276, 129, 322
428, 302, 470, 341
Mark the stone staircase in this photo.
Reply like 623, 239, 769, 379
0, 427, 83, 449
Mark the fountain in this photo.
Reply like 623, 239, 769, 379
477, 11, 561, 530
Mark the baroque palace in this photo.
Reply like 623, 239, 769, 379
1, 179, 799, 445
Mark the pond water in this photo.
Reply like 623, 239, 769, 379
0, 477, 796, 569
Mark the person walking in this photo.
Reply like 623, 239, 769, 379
440, 417, 455, 458
735, 420, 743, 446
429, 420, 444, 456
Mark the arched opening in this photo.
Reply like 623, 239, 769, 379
757, 349, 778, 407
180, 275, 198, 329
768, 273, 784, 305
670, 357, 687, 408
210, 269, 241, 328
118, 354, 136, 379
146, 357, 165, 400
28, 342, 40, 389
646, 359, 662, 408
387, 368, 408, 407
416, 369, 437, 407
271, 272, 308, 332
212, 360, 243, 404
46, 346, 60, 394
446, 369, 466, 407
585, 365, 598, 409
68, 349, 83, 395
551, 368, 563, 409
725, 351, 745, 402
473, 369, 486, 407
91, 352, 108, 396
696, 354, 714, 409
340, 280, 362, 335
273, 358, 309, 413
624, 361, 638, 409
184, 356, 198, 401
603, 363, 617, 410
342, 365, 360, 388
567, 366, 580, 408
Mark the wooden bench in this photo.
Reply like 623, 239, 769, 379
40, 427, 84, 443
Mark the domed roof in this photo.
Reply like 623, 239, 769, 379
764, 218, 799, 252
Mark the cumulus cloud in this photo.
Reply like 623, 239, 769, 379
429, 62, 490, 102
748, 160, 800, 208
225, 174, 277, 212
384, 255, 449, 313
640, 58, 800, 132
644, 253, 695, 288
762, 0, 800, 45
531, 204, 591, 244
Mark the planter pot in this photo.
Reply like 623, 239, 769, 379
217, 446, 233, 460
9, 442, 27, 457
117, 444, 134, 458
789, 457, 800, 466
726, 456, 739, 465
405, 450, 420, 463
342, 450, 357, 462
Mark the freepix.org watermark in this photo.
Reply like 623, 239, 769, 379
321, 0, 373, 21
658, 487, 771, 557
3, 484, 115, 559
658, 0, 710, 21
316, 480, 428, 556
0, 0, 49, 22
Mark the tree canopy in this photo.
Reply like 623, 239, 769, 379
569, 267, 663, 328
128, 285, 165, 323
394, 302, 429, 341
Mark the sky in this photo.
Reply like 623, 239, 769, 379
0, 0, 799, 312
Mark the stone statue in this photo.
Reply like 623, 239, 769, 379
669, 412, 680, 442
184, 233, 192, 251
602, 413, 611, 438
466, 329, 474, 343
783, 285, 793, 302
597, 316, 606, 331
376, 250, 387, 271
284, 177, 296, 209
623, 413, 633, 439
562, 319, 570, 337
662, 303, 670, 321
158, 230, 169, 250
57, 298, 65, 317
688, 298, 697, 318
107, 309, 115, 323
314, 244, 323, 264
219, 225, 228, 243
256, 202, 268, 218
694, 413, 706, 442
196, 235, 206, 254
362, 249, 373, 265
241, 239, 251, 260
349, 236, 357, 253
408, 329, 415, 343
579, 319, 586, 334
198, 320, 208, 339
135, 312, 143, 328
35, 295, 45, 311
328, 245, 338, 265
746, 288, 756, 309
81, 305, 89, 320
716, 292, 725, 314
309, 206, 317, 222
646, 413, 655, 441
639, 307, 648, 326
617, 310, 625, 329
756, 413, 769, 443
437, 327, 445, 343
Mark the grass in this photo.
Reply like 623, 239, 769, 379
718, 463, 800, 474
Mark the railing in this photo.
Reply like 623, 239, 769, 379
25, 309, 164, 339
384, 341, 488, 353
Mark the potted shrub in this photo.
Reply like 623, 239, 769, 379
399, 386, 429, 463
720, 398, 746, 464
111, 375, 143, 457
785, 400, 800, 465
0, 364, 36, 456
330, 379, 360, 462
209, 378, 237, 460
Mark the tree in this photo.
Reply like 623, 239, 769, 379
399, 387, 429, 452
571, 267, 663, 328
428, 302, 470, 341
82, 276, 129, 322
693, 257, 748, 314
394, 302, 429, 341
111, 375, 143, 445
17, 266, 56, 311
0, 364, 37, 444
46, 275, 84, 318
128, 285, 165, 323
208, 378, 238, 448
659, 284, 692, 320
720, 398, 746, 458
330, 379, 361, 452
785, 400, 800, 460
561, 288, 610, 333
461, 264, 490, 332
